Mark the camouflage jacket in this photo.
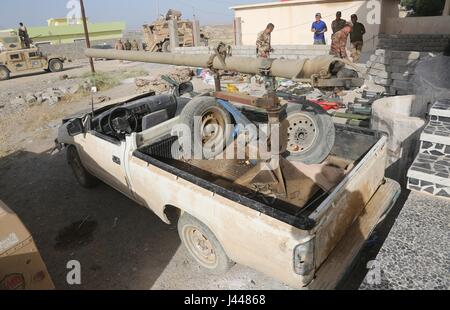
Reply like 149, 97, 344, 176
331, 19, 346, 34
330, 29, 349, 58
256, 31, 271, 57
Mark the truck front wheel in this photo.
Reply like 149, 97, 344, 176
0, 66, 10, 80
48, 59, 64, 72
161, 40, 171, 53
178, 213, 234, 274
67, 145, 99, 188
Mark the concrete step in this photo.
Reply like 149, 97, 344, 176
420, 141, 450, 158
420, 120, 450, 146
407, 153, 450, 199
429, 99, 450, 118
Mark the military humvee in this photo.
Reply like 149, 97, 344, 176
142, 9, 206, 53
0, 32, 66, 81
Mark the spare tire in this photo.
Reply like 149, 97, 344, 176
177, 96, 233, 159
284, 102, 335, 164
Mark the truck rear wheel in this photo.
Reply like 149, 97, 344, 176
48, 59, 64, 72
178, 213, 234, 274
284, 102, 335, 164
161, 40, 171, 53
0, 66, 10, 80
67, 145, 99, 188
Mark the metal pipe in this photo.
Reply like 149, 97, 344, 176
85, 48, 341, 79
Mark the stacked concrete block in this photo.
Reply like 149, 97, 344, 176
407, 99, 450, 199
173, 45, 329, 60
366, 49, 430, 96
378, 34, 450, 53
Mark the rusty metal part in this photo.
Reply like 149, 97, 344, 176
85, 48, 343, 80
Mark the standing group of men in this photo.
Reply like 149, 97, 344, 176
115, 39, 140, 51
256, 11, 366, 63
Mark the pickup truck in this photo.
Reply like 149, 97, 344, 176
56, 90, 400, 289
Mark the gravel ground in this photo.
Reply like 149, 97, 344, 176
360, 191, 450, 290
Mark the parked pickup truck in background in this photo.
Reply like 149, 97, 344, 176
56, 91, 400, 289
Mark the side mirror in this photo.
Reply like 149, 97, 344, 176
175, 81, 194, 96
67, 118, 84, 136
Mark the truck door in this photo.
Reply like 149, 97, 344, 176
7, 52, 27, 72
26, 51, 44, 70
75, 131, 134, 199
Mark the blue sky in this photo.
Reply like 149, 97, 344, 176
0, 0, 273, 30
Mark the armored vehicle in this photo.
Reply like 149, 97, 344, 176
142, 9, 205, 53
0, 32, 65, 80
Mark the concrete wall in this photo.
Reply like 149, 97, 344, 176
383, 16, 450, 35
377, 34, 450, 52
37, 39, 117, 61
172, 44, 329, 59
232, 0, 385, 52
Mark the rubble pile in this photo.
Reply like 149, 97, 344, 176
10, 85, 81, 108
135, 67, 194, 94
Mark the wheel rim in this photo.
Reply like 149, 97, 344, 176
200, 107, 226, 148
183, 225, 218, 268
287, 113, 319, 154
52, 61, 62, 71
0, 69, 8, 79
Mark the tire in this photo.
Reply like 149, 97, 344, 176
67, 145, 99, 188
284, 102, 335, 164
48, 59, 64, 72
178, 212, 234, 274
161, 40, 171, 53
178, 96, 233, 159
0, 66, 10, 81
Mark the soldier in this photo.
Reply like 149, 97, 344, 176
256, 23, 274, 58
329, 22, 353, 60
131, 40, 140, 51
124, 39, 132, 51
350, 14, 366, 63
18, 22, 31, 48
331, 11, 346, 35
115, 39, 125, 50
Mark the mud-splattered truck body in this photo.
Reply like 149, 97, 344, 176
56, 93, 400, 289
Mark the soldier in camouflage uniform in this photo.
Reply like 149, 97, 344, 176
256, 23, 274, 58
124, 39, 132, 51
131, 40, 140, 51
329, 22, 352, 59
331, 12, 347, 36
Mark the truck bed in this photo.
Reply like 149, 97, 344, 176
135, 124, 382, 230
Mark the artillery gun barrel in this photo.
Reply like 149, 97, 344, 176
85, 48, 341, 80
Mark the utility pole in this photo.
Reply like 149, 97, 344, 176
79, 0, 95, 73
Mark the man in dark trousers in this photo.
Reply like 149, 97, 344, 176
18, 22, 31, 48
350, 14, 366, 63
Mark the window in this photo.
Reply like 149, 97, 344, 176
28, 52, 39, 58
9, 54, 21, 60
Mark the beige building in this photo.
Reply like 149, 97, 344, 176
231, 0, 450, 52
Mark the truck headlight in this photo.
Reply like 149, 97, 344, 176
293, 238, 315, 276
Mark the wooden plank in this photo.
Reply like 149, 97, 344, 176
307, 178, 401, 290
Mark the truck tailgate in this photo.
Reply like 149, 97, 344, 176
310, 135, 388, 271
308, 178, 401, 289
